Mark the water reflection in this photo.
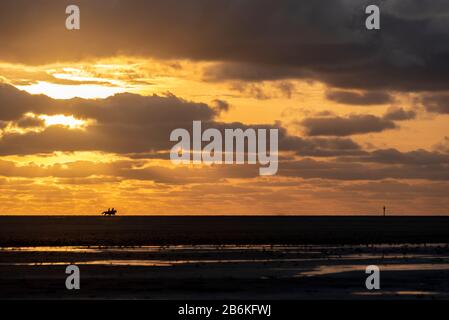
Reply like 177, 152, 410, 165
1, 243, 448, 299
1, 244, 449, 273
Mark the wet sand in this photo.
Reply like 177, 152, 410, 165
1, 216, 448, 299
1, 216, 449, 246
1, 244, 449, 299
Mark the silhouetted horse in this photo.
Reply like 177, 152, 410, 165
102, 208, 117, 216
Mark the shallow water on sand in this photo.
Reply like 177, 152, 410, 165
1, 243, 449, 272
1, 243, 449, 299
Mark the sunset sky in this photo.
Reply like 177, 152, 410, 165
0, 0, 448, 215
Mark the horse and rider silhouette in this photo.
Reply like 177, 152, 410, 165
102, 208, 117, 216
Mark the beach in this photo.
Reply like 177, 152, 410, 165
2, 216, 449, 246
1, 216, 449, 299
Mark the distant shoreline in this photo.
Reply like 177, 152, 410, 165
1, 216, 449, 247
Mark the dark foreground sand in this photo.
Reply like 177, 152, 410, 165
1, 244, 449, 299
0, 216, 448, 299
1, 216, 449, 246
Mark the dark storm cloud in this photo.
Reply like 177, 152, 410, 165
0, 158, 231, 184
0, 84, 362, 158
0, 84, 57, 121
0, 1, 448, 91
301, 114, 397, 136
279, 158, 449, 181
1, 149, 448, 182
0, 85, 216, 154
0, 83, 215, 121
383, 107, 416, 121
203, 2, 449, 92
0, 84, 419, 168
299, 106, 417, 137
16, 116, 45, 128
0, 83, 447, 183
325, 90, 394, 105
0, 0, 370, 64
421, 93, 449, 114
343, 148, 449, 166
228, 81, 297, 100
204, 64, 311, 83
279, 135, 365, 157
211, 99, 230, 113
